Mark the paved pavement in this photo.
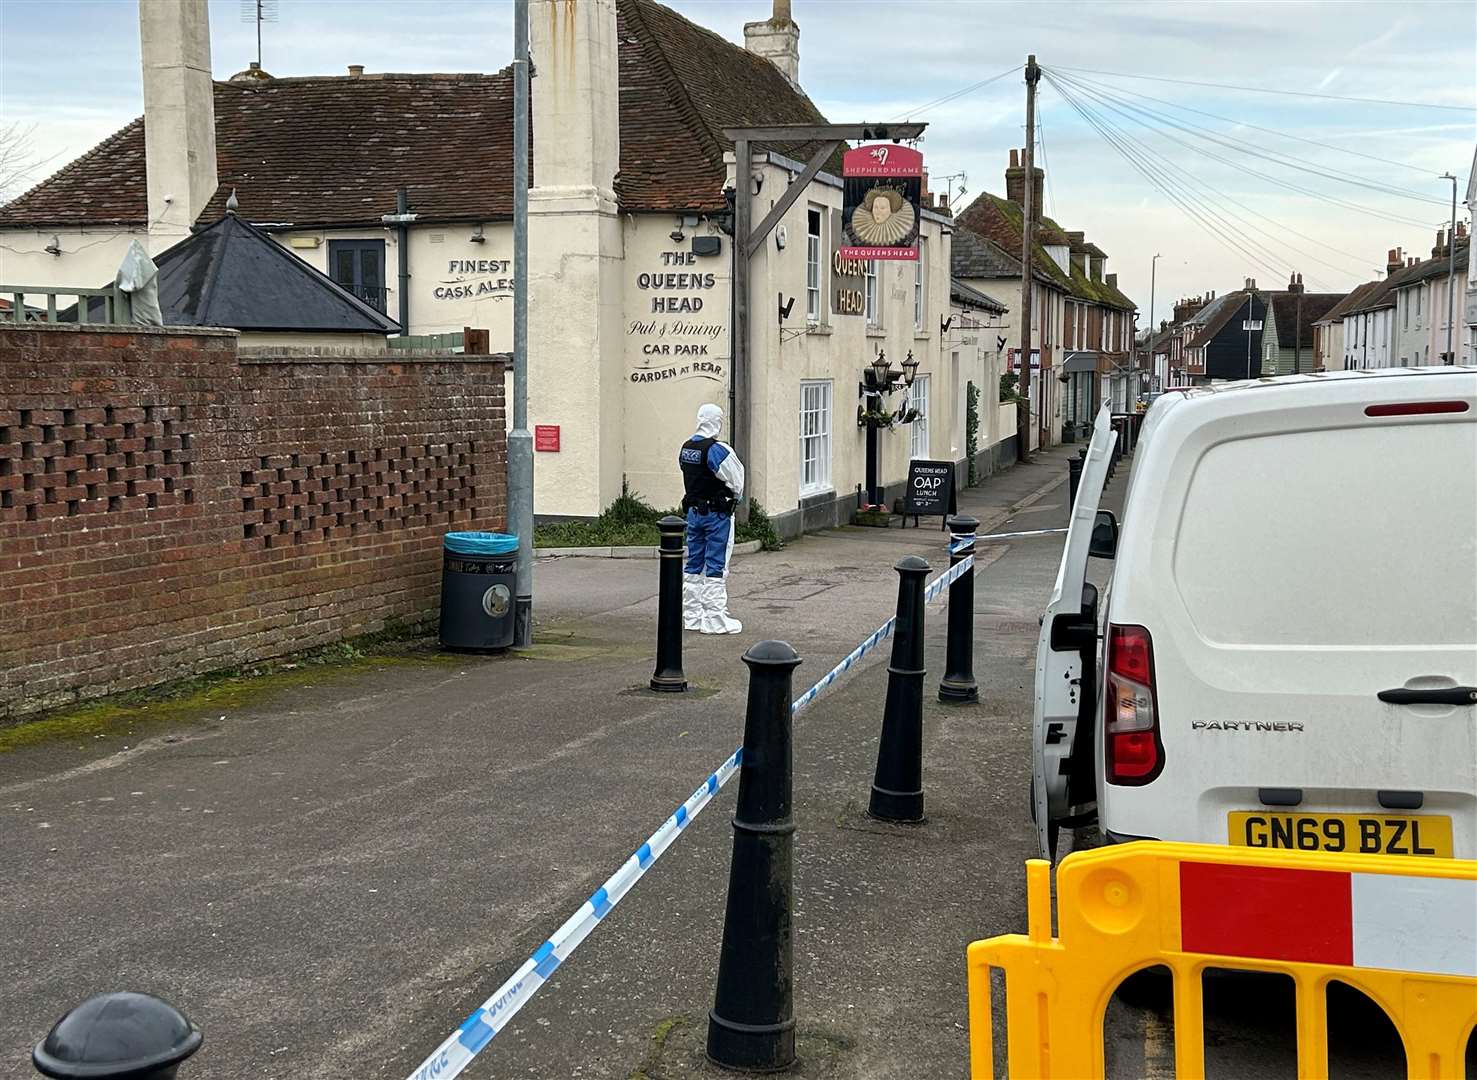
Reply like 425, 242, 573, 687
0, 443, 1418, 1079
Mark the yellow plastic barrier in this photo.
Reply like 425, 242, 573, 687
966, 842, 1477, 1079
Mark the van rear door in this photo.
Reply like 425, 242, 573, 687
1032, 404, 1115, 860
1108, 374, 1477, 859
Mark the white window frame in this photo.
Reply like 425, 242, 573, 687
805, 207, 822, 323
909, 373, 931, 458
864, 260, 880, 326
798, 380, 833, 496
913, 239, 925, 330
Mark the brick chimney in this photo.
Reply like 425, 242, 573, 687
1004, 148, 1043, 212
140, 0, 218, 254
1432, 228, 1447, 258
1106, 272, 1118, 289
1287, 272, 1304, 294
744, 0, 800, 91
1386, 247, 1404, 276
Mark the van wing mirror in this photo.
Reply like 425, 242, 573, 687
1088, 510, 1118, 560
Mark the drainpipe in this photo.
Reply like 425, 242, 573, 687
382, 187, 416, 331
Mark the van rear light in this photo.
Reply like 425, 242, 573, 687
1364, 400, 1469, 417
1105, 624, 1164, 785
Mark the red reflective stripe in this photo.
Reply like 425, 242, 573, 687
1180, 862, 1352, 966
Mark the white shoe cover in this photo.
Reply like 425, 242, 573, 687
699, 578, 742, 634
682, 573, 704, 631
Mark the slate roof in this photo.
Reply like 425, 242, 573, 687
950, 226, 1021, 279
0, 0, 831, 228
153, 213, 401, 333
1268, 292, 1345, 350
1387, 238, 1469, 288
949, 276, 1007, 314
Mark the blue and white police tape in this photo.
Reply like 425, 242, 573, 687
407, 747, 742, 1080
973, 526, 1067, 542
405, 549, 974, 1080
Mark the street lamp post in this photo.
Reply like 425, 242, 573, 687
859, 351, 917, 509
1148, 253, 1160, 390
1441, 172, 1457, 364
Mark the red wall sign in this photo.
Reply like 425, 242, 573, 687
840, 143, 923, 262
534, 424, 560, 452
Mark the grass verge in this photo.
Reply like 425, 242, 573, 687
535, 489, 782, 551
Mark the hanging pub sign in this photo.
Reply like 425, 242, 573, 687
841, 143, 923, 262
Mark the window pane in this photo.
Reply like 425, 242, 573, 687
335, 250, 355, 285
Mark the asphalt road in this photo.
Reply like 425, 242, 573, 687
0, 446, 1437, 1079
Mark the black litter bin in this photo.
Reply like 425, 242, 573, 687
439, 531, 519, 650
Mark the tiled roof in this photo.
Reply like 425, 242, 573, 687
0, 0, 830, 227
955, 191, 1133, 311
1317, 279, 1384, 323
1343, 275, 1398, 315
1268, 292, 1344, 350
950, 226, 1021, 279
949, 276, 1008, 314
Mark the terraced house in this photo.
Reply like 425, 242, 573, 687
951, 149, 1137, 448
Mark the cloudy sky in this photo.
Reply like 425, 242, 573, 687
2, 0, 1473, 316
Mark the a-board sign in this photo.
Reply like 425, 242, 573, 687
903, 459, 956, 521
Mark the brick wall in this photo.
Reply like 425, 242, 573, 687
0, 325, 507, 719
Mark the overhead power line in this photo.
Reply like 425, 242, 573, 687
1053, 64, 1476, 114
1045, 73, 1297, 285
1056, 71, 1438, 178
1050, 69, 1439, 231
893, 65, 1022, 121
1046, 73, 1361, 285
1049, 68, 1446, 206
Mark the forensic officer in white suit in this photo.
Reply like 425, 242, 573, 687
678, 403, 745, 634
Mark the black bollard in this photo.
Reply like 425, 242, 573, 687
1068, 454, 1083, 508
707, 640, 802, 1071
939, 517, 979, 705
869, 555, 929, 822
33, 992, 202, 1079
649, 515, 688, 692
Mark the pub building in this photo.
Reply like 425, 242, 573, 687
0, 0, 1012, 531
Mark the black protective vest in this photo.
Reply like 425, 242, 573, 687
679, 436, 731, 511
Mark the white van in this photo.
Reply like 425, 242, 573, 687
1033, 370, 1477, 862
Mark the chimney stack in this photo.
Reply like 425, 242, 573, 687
1386, 247, 1404, 276
348, 64, 364, 77
1433, 228, 1447, 258
1287, 272, 1304, 294
140, 0, 218, 253
1004, 148, 1043, 211
744, 0, 800, 91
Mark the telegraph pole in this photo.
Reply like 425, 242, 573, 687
1017, 55, 1040, 462
509, 0, 534, 646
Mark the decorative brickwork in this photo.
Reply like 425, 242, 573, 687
0, 325, 508, 719
240, 443, 480, 545
0, 404, 196, 520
